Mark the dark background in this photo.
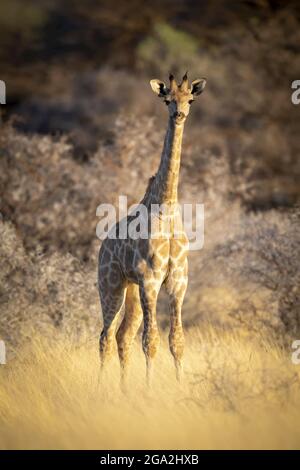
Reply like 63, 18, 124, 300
1, 1, 300, 198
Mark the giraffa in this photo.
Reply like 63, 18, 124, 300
98, 73, 206, 386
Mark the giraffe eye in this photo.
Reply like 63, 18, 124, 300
165, 99, 170, 105
188, 99, 194, 104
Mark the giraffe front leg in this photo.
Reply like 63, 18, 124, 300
139, 280, 160, 387
166, 263, 188, 382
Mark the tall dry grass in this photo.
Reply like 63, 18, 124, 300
0, 326, 300, 450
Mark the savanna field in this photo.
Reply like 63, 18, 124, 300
1, 327, 300, 450
1, 1, 300, 450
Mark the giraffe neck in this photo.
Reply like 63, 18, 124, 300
155, 118, 184, 205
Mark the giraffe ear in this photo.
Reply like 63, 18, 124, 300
150, 79, 168, 97
191, 78, 206, 96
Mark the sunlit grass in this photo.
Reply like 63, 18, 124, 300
0, 326, 300, 449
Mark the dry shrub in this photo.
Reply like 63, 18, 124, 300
0, 118, 162, 262
199, 207, 300, 340
0, 220, 99, 349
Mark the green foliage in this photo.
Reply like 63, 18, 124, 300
0, 0, 46, 38
0, 0, 45, 32
137, 23, 199, 75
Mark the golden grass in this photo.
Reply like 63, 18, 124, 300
0, 326, 300, 450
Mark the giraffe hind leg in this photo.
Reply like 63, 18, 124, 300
99, 271, 126, 373
116, 283, 143, 389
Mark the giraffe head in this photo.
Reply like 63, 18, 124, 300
150, 73, 206, 125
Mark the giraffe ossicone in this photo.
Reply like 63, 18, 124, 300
98, 73, 206, 386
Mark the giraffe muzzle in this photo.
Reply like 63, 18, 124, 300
173, 111, 185, 123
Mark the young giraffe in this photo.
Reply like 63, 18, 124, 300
98, 73, 206, 386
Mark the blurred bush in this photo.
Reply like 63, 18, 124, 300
0, 0, 46, 48
137, 23, 199, 76
0, 219, 99, 348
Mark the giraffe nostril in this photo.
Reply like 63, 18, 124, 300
174, 111, 184, 119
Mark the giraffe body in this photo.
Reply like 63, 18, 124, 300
98, 73, 206, 385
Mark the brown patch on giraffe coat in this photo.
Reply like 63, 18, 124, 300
170, 241, 183, 258
138, 238, 150, 259
125, 245, 135, 266
100, 265, 110, 276
157, 239, 170, 255
101, 249, 111, 265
